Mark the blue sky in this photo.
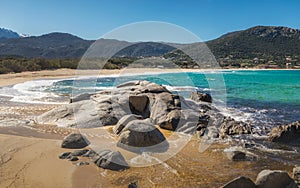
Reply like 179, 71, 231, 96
1, 0, 300, 41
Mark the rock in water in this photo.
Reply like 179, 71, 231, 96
61, 133, 90, 149
255, 169, 297, 188
190, 91, 212, 103
117, 119, 166, 150
93, 150, 128, 171
269, 121, 300, 146
293, 166, 300, 185
222, 176, 256, 188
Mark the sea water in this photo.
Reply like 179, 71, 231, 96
0, 70, 299, 127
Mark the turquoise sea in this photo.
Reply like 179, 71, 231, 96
1, 70, 299, 128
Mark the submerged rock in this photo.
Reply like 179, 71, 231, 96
61, 133, 90, 149
255, 169, 297, 188
92, 150, 128, 171
269, 121, 300, 146
222, 176, 256, 188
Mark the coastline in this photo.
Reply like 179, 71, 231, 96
0, 68, 297, 87
0, 68, 298, 187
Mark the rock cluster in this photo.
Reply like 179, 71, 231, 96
223, 169, 298, 188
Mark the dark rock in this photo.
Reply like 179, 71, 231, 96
71, 149, 89, 156
226, 150, 246, 161
255, 169, 297, 188
190, 91, 212, 103
68, 156, 79, 161
219, 117, 254, 138
76, 161, 89, 166
61, 133, 90, 149
128, 182, 138, 188
222, 176, 256, 188
293, 166, 300, 184
117, 119, 166, 149
93, 150, 128, 171
82, 150, 97, 157
129, 95, 150, 118
113, 114, 143, 135
59, 152, 72, 159
269, 121, 300, 146
159, 110, 181, 130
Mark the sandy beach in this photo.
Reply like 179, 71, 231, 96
0, 67, 292, 87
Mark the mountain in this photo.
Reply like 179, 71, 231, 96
206, 26, 300, 67
0, 32, 93, 59
0, 28, 25, 39
0, 26, 300, 68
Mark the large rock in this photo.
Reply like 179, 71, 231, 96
92, 150, 128, 171
113, 114, 143, 135
61, 133, 90, 149
255, 170, 297, 188
117, 119, 166, 150
269, 121, 300, 146
222, 176, 256, 188
129, 95, 150, 118
190, 91, 212, 103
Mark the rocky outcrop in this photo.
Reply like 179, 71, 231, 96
92, 150, 128, 171
269, 121, 300, 146
61, 133, 90, 149
38, 80, 254, 141
255, 170, 297, 188
222, 176, 256, 188
190, 91, 212, 103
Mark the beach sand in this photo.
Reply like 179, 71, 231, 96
0, 68, 297, 187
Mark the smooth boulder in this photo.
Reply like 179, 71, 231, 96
222, 176, 256, 188
93, 150, 128, 171
255, 170, 297, 188
61, 133, 90, 149
117, 119, 166, 149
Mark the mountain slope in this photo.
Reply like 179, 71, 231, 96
206, 26, 300, 63
0, 28, 22, 39
0, 32, 93, 59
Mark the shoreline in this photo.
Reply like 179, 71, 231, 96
0, 68, 298, 87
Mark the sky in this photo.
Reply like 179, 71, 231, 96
1, 0, 300, 42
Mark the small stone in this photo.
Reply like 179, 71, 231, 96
68, 156, 79, 161
76, 162, 89, 166
58, 152, 72, 159
226, 150, 246, 161
128, 181, 138, 188
71, 149, 89, 156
